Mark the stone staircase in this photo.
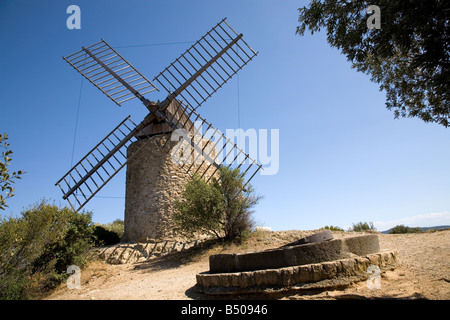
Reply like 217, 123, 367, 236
97, 239, 205, 264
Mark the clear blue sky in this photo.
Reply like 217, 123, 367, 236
1, 0, 449, 231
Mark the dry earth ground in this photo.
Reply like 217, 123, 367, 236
45, 229, 450, 300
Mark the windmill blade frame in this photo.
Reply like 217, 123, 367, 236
154, 18, 258, 112
157, 100, 263, 189
63, 39, 159, 106
55, 112, 166, 212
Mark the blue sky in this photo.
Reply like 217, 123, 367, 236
1, 0, 449, 231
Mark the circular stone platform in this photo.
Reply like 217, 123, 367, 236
209, 234, 380, 273
196, 233, 398, 295
196, 250, 398, 295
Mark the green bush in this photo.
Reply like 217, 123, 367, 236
173, 166, 261, 242
93, 225, 121, 246
96, 219, 124, 240
173, 173, 225, 239
350, 221, 376, 232
0, 199, 94, 299
322, 225, 344, 232
389, 225, 421, 234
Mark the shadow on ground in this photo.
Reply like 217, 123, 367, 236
131, 239, 221, 272
184, 285, 429, 300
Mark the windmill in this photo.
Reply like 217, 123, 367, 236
55, 18, 262, 241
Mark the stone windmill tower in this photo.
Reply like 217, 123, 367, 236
56, 18, 262, 242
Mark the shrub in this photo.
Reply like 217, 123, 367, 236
173, 166, 261, 242
0, 199, 94, 299
0, 132, 25, 210
389, 225, 421, 234
173, 174, 225, 239
350, 221, 376, 232
91, 219, 124, 246
103, 219, 124, 239
93, 225, 121, 246
0, 216, 33, 299
322, 225, 344, 232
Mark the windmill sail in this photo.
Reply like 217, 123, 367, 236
55, 116, 150, 212
63, 39, 159, 106
154, 18, 258, 111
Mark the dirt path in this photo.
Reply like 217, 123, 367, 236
45, 230, 450, 300
45, 253, 209, 300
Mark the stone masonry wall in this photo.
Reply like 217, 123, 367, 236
122, 134, 217, 243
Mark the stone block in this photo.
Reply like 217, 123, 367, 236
264, 269, 281, 286
281, 268, 295, 286
321, 261, 338, 278
240, 272, 256, 288
344, 234, 380, 256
